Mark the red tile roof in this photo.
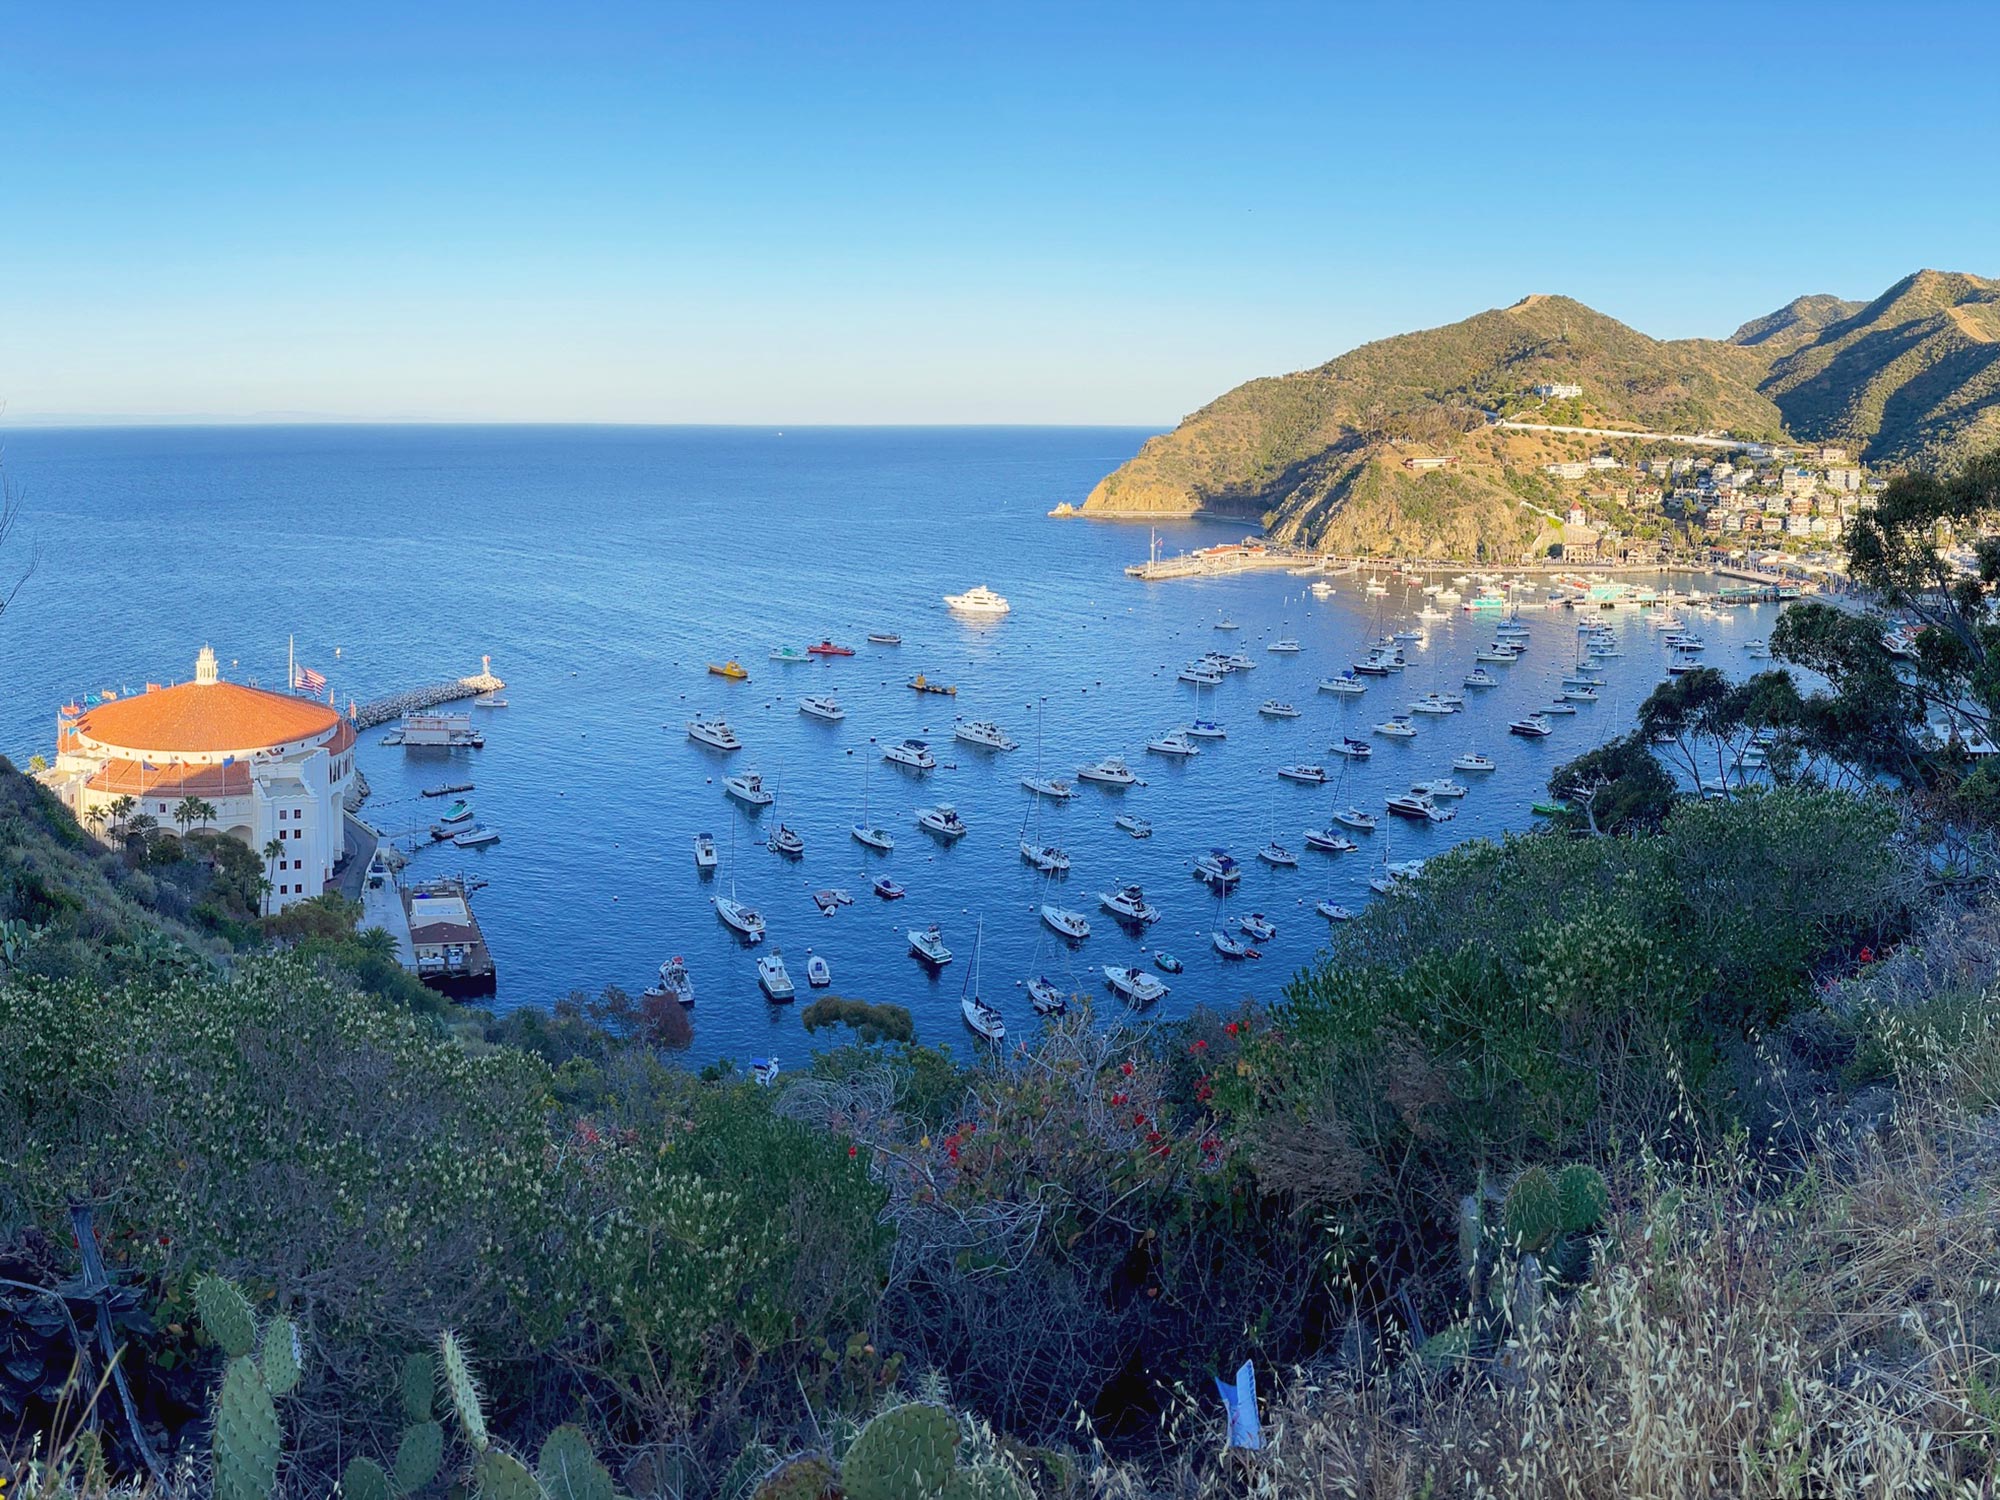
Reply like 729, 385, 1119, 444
76, 681, 342, 755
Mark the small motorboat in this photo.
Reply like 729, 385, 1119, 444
806, 952, 832, 988
1412, 777, 1467, 799
769, 645, 810, 663
708, 660, 750, 680
1374, 717, 1419, 739
954, 720, 1018, 750
1099, 883, 1160, 924
1193, 849, 1242, 888
1213, 617, 1240, 631
1179, 661, 1226, 686
750, 1057, 781, 1087
908, 674, 957, 695
644, 956, 695, 1007
1304, 826, 1358, 853
1316, 900, 1354, 922
1319, 674, 1368, 695
962, 995, 1006, 1042
766, 823, 805, 857
798, 695, 846, 721
808, 639, 855, 657
1219, 652, 1257, 672
1258, 840, 1299, 867
1184, 718, 1227, 741
1147, 729, 1200, 757
1408, 694, 1455, 716
452, 826, 500, 848
872, 875, 906, 900
1277, 764, 1327, 784
1020, 839, 1070, 873
1509, 715, 1554, 738
1331, 806, 1378, 832
1452, 752, 1497, 773
909, 924, 953, 964
1154, 951, 1184, 974
757, 951, 796, 1002
1027, 976, 1067, 1015
1474, 646, 1521, 664
852, 822, 896, 852
439, 799, 473, 824
714, 894, 766, 941
1462, 668, 1500, 689
693, 832, 719, 871
724, 770, 775, 807
1212, 928, 1250, 959
1021, 770, 1077, 800
1260, 699, 1303, 718
687, 714, 742, 750
1543, 700, 1579, 716
1041, 904, 1091, 941
883, 738, 937, 770
867, 631, 903, 645
1561, 686, 1600, 702
916, 804, 968, 839
1116, 813, 1153, 838
1077, 756, 1138, 786
1238, 912, 1277, 943
1104, 965, 1169, 1005
1331, 737, 1374, 760
1386, 792, 1454, 823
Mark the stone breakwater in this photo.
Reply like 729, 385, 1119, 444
352, 667, 505, 730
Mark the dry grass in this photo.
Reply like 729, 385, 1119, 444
1081, 1089, 2000, 1499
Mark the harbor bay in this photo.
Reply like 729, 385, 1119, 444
2, 423, 1771, 1063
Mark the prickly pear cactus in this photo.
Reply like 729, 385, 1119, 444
719, 1443, 779, 1500
842, 1402, 960, 1500
940, 1465, 1031, 1500
439, 1331, 489, 1452
401, 1350, 439, 1423
260, 1314, 303, 1396
1556, 1163, 1609, 1234
395, 1418, 446, 1493
1502, 1166, 1561, 1255
195, 1275, 259, 1359
342, 1456, 395, 1500
536, 1424, 616, 1500
474, 1448, 547, 1500
752, 1456, 835, 1500
213, 1355, 282, 1500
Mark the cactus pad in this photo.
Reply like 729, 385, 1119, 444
536, 1424, 616, 1500
1502, 1166, 1561, 1254
752, 1456, 836, 1500
395, 1419, 445, 1493
341, 1456, 394, 1500
842, 1403, 960, 1500
260, 1315, 303, 1397
438, 1331, 488, 1452
213, 1356, 282, 1500
400, 1351, 438, 1424
195, 1275, 259, 1360
474, 1448, 546, 1500
1556, 1163, 1609, 1234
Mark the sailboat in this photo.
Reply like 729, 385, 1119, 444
852, 742, 895, 851
712, 814, 766, 942
1021, 697, 1075, 799
959, 920, 1005, 1042
1019, 793, 1069, 873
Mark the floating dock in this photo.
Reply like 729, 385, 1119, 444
402, 875, 497, 999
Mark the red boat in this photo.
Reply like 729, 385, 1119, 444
808, 639, 855, 657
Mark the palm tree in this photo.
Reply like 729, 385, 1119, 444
263, 838, 286, 914
107, 795, 136, 835
82, 804, 107, 839
196, 798, 217, 833
126, 812, 159, 844
354, 926, 398, 959
174, 795, 201, 833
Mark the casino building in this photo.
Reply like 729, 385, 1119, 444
43, 646, 358, 911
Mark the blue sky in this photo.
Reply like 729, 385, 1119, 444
3, 1, 1995, 425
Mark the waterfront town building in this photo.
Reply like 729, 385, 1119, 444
41, 646, 356, 911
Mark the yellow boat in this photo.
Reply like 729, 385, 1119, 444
708, 660, 749, 681
909, 673, 956, 696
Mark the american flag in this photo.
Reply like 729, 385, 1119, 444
293, 663, 328, 692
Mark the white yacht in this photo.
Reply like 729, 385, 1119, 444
1027, 975, 1067, 1015
1193, 849, 1243, 888
1452, 751, 1497, 773
1412, 777, 1467, 799
1178, 661, 1225, 686
1331, 736, 1374, 759
1474, 645, 1522, 664
1277, 764, 1328, 784
1561, 686, 1600, 702
1543, 700, 1579, 716
693, 833, 718, 871
1332, 806, 1378, 832
1104, 965, 1168, 1005
1115, 813, 1152, 838
1408, 694, 1455, 716
1305, 826, 1358, 853
1386, 792, 1454, 823
958, 921, 1004, 1041
1077, 756, 1137, 786
687, 714, 742, 750
916, 804, 968, 839
1509, 714, 1554, 737
1266, 638, 1302, 654
1374, 717, 1419, 739
1316, 900, 1354, 921
882, 738, 936, 771
1259, 700, 1302, 718
1319, 673, 1368, 695
1040, 904, 1092, 940
1463, 668, 1499, 689
955, 720, 1018, 750
1257, 840, 1299, 867
1184, 718, 1227, 740
1022, 774, 1075, 799
944, 584, 1011, 616
1099, 883, 1160, 924
908, 924, 953, 965
714, 894, 766, 942
645, 955, 694, 1007
1218, 652, 1257, 672
798, 695, 845, 721
452, 826, 500, 848
1146, 729, 1200, 757
723, 770, 775, 807
756, 951, 796, 1002
1020, 838, 1070, 873
1238, 912, 1277, 943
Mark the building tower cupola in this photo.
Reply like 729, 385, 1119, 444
195, 645, 220, 685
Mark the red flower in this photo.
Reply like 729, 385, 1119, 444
1223, 1021, 1241, 1037
848, 1144, 858, 1158
1132, 1111, 1147, 1127
1191, 1039, 1209, 1053
1121, 1061, 1136, 1076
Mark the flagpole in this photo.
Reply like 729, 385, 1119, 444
289, 635, 295, 695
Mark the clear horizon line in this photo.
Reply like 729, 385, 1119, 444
0, 415, 1172, 432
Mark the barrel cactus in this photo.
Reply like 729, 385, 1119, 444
342, 1456, 395, 1500
841, 1403, 960, 1500
213, 1355, 283, 1500
1502, 1166, 1561, 1254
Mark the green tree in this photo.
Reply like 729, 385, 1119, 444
1547, 731, 1677, 836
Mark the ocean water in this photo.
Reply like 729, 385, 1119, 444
0, 426, 1775, 1063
